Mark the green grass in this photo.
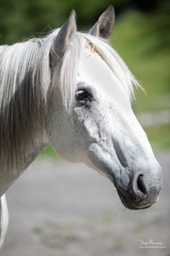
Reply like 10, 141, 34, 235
40, 11, 170, 157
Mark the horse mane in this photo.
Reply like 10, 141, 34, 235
0, 28, 139, 171
0, 38, 46, 171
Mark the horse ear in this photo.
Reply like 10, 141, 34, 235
50, 10, 77, 67
89, 6, 115, 41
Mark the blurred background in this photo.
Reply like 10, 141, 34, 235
1, 1, 170, 256
0, 0, 170, 152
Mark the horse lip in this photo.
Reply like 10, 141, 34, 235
116, 188, 152, 210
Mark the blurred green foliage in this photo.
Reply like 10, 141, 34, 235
0, 0, 130, 44
0, 0, 169, 44
111, 10, 170, 112
111, 10, 170, 150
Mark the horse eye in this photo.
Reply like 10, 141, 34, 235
76, 89, 92, 105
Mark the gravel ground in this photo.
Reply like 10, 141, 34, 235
1, 151, 170, 256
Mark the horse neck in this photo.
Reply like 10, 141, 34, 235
0, 97, 48, 196
0, 139, 48, 197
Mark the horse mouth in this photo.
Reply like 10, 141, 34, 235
117, 189, 152, 210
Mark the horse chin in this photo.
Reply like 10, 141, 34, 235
117, 189, 152, 210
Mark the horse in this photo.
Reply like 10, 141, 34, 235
0, 6, 163, 249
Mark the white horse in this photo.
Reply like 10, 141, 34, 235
0, 6, 162, 249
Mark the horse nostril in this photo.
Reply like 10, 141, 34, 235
137, 174, 147, 195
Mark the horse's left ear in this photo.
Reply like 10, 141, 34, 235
89, 6, 115, 41
50, 10, 77, 67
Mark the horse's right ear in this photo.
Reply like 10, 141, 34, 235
50, 10, 77, 67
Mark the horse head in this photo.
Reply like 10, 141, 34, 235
46, 7, 163, 210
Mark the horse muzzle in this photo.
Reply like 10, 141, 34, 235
114, 165, 163, 210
